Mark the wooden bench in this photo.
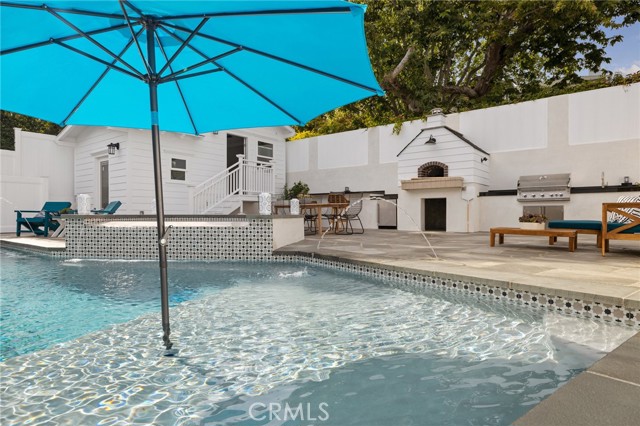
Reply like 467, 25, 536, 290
490, 227, 578, 252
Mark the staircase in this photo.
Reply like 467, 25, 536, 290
192, 155, 275, 214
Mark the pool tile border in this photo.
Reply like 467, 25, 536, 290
274, 253, 640, 329
2, 238, 637, 329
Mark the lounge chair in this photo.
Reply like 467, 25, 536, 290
548, 196, 640, 255
91, 200, 122, 215
15, 201, 72, 237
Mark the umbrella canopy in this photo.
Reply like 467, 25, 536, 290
0, 0, 383, 352
1, 0, 383, 133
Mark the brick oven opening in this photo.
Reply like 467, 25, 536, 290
418, 161, 448, 178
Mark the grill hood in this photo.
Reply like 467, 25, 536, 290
517, 173, 571, 201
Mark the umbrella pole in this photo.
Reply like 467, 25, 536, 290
147, 21, 173, 351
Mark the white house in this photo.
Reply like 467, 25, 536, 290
286, 83, 640, 232
0, 125, 294, 232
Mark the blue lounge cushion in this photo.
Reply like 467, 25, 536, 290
549, 220, 640, 234
548, 220, 602, 231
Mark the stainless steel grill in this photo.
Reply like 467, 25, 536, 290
517, 173, 571, 202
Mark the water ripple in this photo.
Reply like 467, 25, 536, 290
0, 265, 635, 425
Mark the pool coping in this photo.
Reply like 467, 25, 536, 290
514, 331, 640, 425
274, 251, 640, 328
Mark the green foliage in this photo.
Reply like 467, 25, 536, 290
283, 181, 310, 200
294, 0, 640, 138
1, 111, 63, 150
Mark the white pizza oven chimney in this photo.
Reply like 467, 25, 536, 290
426, 108, 446, 128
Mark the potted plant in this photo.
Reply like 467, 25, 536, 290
519, 213, 547, 230
283, 181, 310, 200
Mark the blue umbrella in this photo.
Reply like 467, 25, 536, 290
0, 0, 383, 351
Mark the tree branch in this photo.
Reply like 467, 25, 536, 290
387, 46, 415, 81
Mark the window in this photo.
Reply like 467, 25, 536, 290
171, 158, 186, 181
257, 141, 273, 164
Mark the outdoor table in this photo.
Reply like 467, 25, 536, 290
273, 202, 349, 234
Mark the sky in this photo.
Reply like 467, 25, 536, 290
602, 22, 640, 75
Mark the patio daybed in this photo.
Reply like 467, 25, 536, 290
548, 199, 640, 256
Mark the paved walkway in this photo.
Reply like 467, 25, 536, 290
277, 229, 640, 309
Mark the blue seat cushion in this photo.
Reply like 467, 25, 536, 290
548, 220, 640, 234
548, 220, 602, 231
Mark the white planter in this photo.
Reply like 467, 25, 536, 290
520, 222, 545, 230
76, 194, 92, 214
258, 192, 272, 215
290, 199, 300, 215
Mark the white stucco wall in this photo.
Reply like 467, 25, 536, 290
568, 84, 639, 146
458, 99, 548, 153
286, 83, 640, 232
286, 127, 400, 197
0, 129, 74, 232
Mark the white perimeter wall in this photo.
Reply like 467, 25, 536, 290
457, 84, 640, 189
0, 129, 74, 233
287, 83, 640, 232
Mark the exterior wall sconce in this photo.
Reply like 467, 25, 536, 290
425, 135, 436, 144
107, 143, 120, 155
480, 157, 488, 163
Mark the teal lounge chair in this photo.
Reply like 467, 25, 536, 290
15, 201, 72, 237
91, 201, 122, 215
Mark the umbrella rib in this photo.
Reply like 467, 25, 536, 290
157, 25, 303, 124
154, 32, 199, 135
0, 1, 132, 20
162, 22, 381, 94
157, 17, 210, 78
46, 7, 144, 79
161, 6, 352, 21
121, 0, 144, 17
0, 22, 135, 56
61, 30, 143, 126
167, 68, 224, 82
53, 40, 143, 81
158, 47, 240, 83
118, 0, 151, 76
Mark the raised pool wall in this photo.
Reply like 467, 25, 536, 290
62, 215, 302, 260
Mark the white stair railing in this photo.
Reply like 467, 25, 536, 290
192, 155, 275, 214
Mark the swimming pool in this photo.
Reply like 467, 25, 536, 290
0, 249, 634, 425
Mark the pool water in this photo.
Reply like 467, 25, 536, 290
0, 249, 635, 425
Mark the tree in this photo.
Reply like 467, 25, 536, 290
1, 111, 63, 150
292, 0, 640, 139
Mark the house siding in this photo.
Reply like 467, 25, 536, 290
397, 129, 490, 186
72, 127, 287, 215
74, 128, 128, 211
